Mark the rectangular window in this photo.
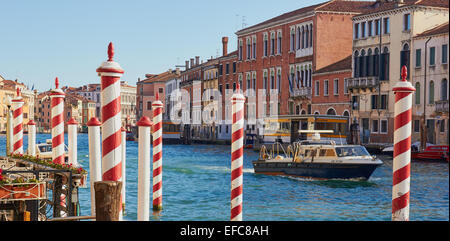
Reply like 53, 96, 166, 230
380, 94, 387, 109
414, 119, 420, 133
371, 95, 378, 109
368, 21, 373, 36
383, 17, 389, 34
253, 42, 256, 59
361, 22, 366, 38
247, 42, 251, 60
372, 119, 379, 133
264, 40, 268, 57
271, 37, 275, 55
147, 101, 152, 110
440, 120, 446, 132
226, 63, 229, 74
324, 80, 329, 96
290, 32, 295, 51
404, 14, 410, 31
315, 80, 320, 96
375, 19, 380, 35
278, 35, 282, 54
219, 84, 223, 94
442, 44, 448, 64
380, 119, 388, 134
219, 65, 223, 75
344, 78, 349, 94
159, 88, 163, 93
233, 62, 236, 73
416, 49, 421, 67
333, 79, 339, 95
354, 23, 359, 39
430, 47, 436, 66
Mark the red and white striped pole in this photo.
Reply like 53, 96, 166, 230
230, 83, 245, 221
137, 116, 153, 221
152, 93, 164, 211
67, 117, 78, 167
87, 117, 102, 216
121, 126, 127, 216
392, 66, 415, 221
96, 42, 124, 219
50, 77, 65, 164
12, 88, 25, 155
27, 120, 36, 157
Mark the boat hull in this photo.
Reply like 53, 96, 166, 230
252, 161, 381, 180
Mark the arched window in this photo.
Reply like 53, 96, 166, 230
297, 26, 301, 50
381, 47, 390, 81
374, 47, 379, 78
360, 49, 366, 77
301, 26, 305, 49
354, 50, 359, 78
309, 24, 313, 48
327, 108, 336, 115
415, 82, 421, 104
305, 25, 309, 48
301, 110, 306, 115
401, 43, 410, 79
343, 110, 350, 117
367, 48, 373, 76
442, 79, 448, 101
314, 111, 320, 115
429, 81, 434, 104
295, 105, 300, 115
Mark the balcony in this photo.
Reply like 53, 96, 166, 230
435, 100, 449, 113
348, 76, 379, 91
291, 87, 311, 99
295, 47, 313, 58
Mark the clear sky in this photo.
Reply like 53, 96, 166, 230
0, 0, 321, 92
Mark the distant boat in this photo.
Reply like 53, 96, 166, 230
411, 145, 449, 163
253, 130, 382, 180
33, 139, 69, 162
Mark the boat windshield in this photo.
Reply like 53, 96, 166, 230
38, 145, 52, 153
335, 146, 370, 157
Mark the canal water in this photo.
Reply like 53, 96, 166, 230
1, 133, 448, 221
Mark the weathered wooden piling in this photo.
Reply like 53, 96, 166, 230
392, 66, 415, 221
94, 181, 122, 221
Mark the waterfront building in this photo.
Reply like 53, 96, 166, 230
120, 82, 137, 130
0, 78, 35, 133
164, 69, 181, 121
235, 0, 376, 138
64, 93, 84, 132
349, 0, 448, 144
412, 22, 449, 145
81, 98, 96, 132
137, 69, 180, 121
200, 58, 219, 141
311, 55, 352, 118
217, 38, 239, 142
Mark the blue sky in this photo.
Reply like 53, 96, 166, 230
0, 0, 320, 91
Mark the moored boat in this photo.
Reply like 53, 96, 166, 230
411, 145, 449, 162
252, 130, 383, 180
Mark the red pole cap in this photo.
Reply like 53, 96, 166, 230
16, 87, 21, 97
55, 77, 59, 89
27, 120, 36, 125
108, 42, 114, 61
67, 117, 78, 125
136, 116, 153, 127
87, 117, 102, 126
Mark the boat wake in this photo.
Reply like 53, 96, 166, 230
194, 165, 255, 173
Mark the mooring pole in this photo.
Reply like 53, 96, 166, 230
121, 127, 127, 215
152, 93, 164, 211
97, 42, 124, 220
12, 88, 24, 155
67, 117, 79, 167
230, 83, 245, 221
87, 117, 102, 216
392, 66, 415, 221
137, 116, 153, 221
27, 120, 36, 157
94, 181, 122, 221
50, 78, 66, 164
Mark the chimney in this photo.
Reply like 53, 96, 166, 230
190, 58, 194, 68
195, 56, 200, 66
185, 60, 190, 70
222, 37, 229, 56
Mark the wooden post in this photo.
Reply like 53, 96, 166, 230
94, 181, 122, 221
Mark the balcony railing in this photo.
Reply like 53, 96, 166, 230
435, 100, 449, 113
291, 87, 311, 99
348, 76, 379, 90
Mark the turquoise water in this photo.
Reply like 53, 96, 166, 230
1, 133, 448, 221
